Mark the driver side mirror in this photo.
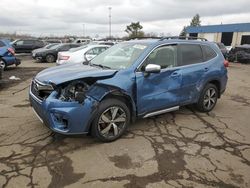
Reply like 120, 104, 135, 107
144, 64, 161, 74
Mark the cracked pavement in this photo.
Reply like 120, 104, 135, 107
0, 59, 250, 188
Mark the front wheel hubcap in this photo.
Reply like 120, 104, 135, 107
0, 60, 5, 69
203, 88, 217, 110
98, 106, 126, 138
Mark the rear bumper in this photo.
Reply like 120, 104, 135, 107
29, 88, 98, 135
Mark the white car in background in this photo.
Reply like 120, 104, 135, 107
56, 45, 109, 65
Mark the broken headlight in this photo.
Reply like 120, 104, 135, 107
58, 80, 89, 103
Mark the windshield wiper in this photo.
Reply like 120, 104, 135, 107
90, 63, 111, 69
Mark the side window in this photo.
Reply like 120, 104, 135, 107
16, 40, 24, 45
178, 44, 203, 66
60, 45, 70, 51
23, 40, 34, 45
98, 47, 107, 54
86, 49, 96, 55
0, 41, 6, 47
142, 45, 177, 70
202, 45, 217, 61
71, 44, 79, 48
86, 49, 93, 55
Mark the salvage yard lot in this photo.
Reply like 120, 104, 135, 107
0, 57, 250, 187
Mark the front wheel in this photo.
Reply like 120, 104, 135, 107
0, 59, 6, 70
45, 54, 55, 63
91, 99, 130, 142
195, 84, 218, 112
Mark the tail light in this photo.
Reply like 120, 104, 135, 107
223, 60, 229, 68
8, 48, 15, 56
60, 56, 70, 60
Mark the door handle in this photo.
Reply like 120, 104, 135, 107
204, 67, 209, 72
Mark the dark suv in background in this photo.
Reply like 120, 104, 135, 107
228, 44, 250, 63
11, 39, 45, 53
32, 43, 81, 63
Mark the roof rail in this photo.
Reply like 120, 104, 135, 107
159, 36, 208, 41
128, 36, 161, 41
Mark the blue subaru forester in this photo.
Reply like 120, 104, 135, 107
29, 37, 228, 142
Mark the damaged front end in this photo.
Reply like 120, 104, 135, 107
29, 78, 100, 134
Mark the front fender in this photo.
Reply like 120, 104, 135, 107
86, 83, 137, 122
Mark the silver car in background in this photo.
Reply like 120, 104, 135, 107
56, 44, 110, 65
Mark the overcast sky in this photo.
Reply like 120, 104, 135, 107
1, 0, 250, 38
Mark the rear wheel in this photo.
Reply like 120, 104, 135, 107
91, 99, 130, 142
45, 54, 55, 63
0, 59, 6, 70
195, 84, 218, 112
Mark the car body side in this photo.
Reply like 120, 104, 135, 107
29, 39, 227, 135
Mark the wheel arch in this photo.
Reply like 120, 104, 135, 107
85, 84, 137, 133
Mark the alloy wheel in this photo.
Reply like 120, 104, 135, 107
203, 88, 217, 110
0, 60, 6, 70
98, 106, 127, 138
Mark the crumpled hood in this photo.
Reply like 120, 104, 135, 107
35, 63, 117, 85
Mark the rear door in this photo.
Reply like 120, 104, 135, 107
24, 40, 35, 52
177, 43, 208, 104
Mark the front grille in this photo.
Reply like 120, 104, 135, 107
31, 79, 53, 101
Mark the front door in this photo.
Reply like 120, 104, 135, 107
136, 44, 182, 115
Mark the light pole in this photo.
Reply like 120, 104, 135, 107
82, 24, 85, 37
108, 7, 112, 40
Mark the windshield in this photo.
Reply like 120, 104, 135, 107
90, 43, 148, 69
69, 45, 87, 52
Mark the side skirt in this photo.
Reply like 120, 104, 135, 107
143, 106, 179, 118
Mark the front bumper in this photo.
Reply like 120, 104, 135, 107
32, 53, 44, 61
29, 88, 98, 135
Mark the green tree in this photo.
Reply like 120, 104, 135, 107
190, 14, 201, 27
179, 14, 201, 36
179, 26, 187, 37
125, 22, 144, 39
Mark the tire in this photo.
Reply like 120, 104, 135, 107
195, 83, 218, 112
91, 99, 130, 142
45, 54, 55, 63
0, 58, 6, 70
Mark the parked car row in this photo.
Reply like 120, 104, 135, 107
29, 37, 228, 142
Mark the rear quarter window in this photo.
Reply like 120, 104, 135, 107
178, 44, 203, 66
202, 45, 217, 61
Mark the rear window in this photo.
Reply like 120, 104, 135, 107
178, 44, 203, 66
0, 41, 6, 47
202, 45, 217, 61
217, 43, 226, 49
